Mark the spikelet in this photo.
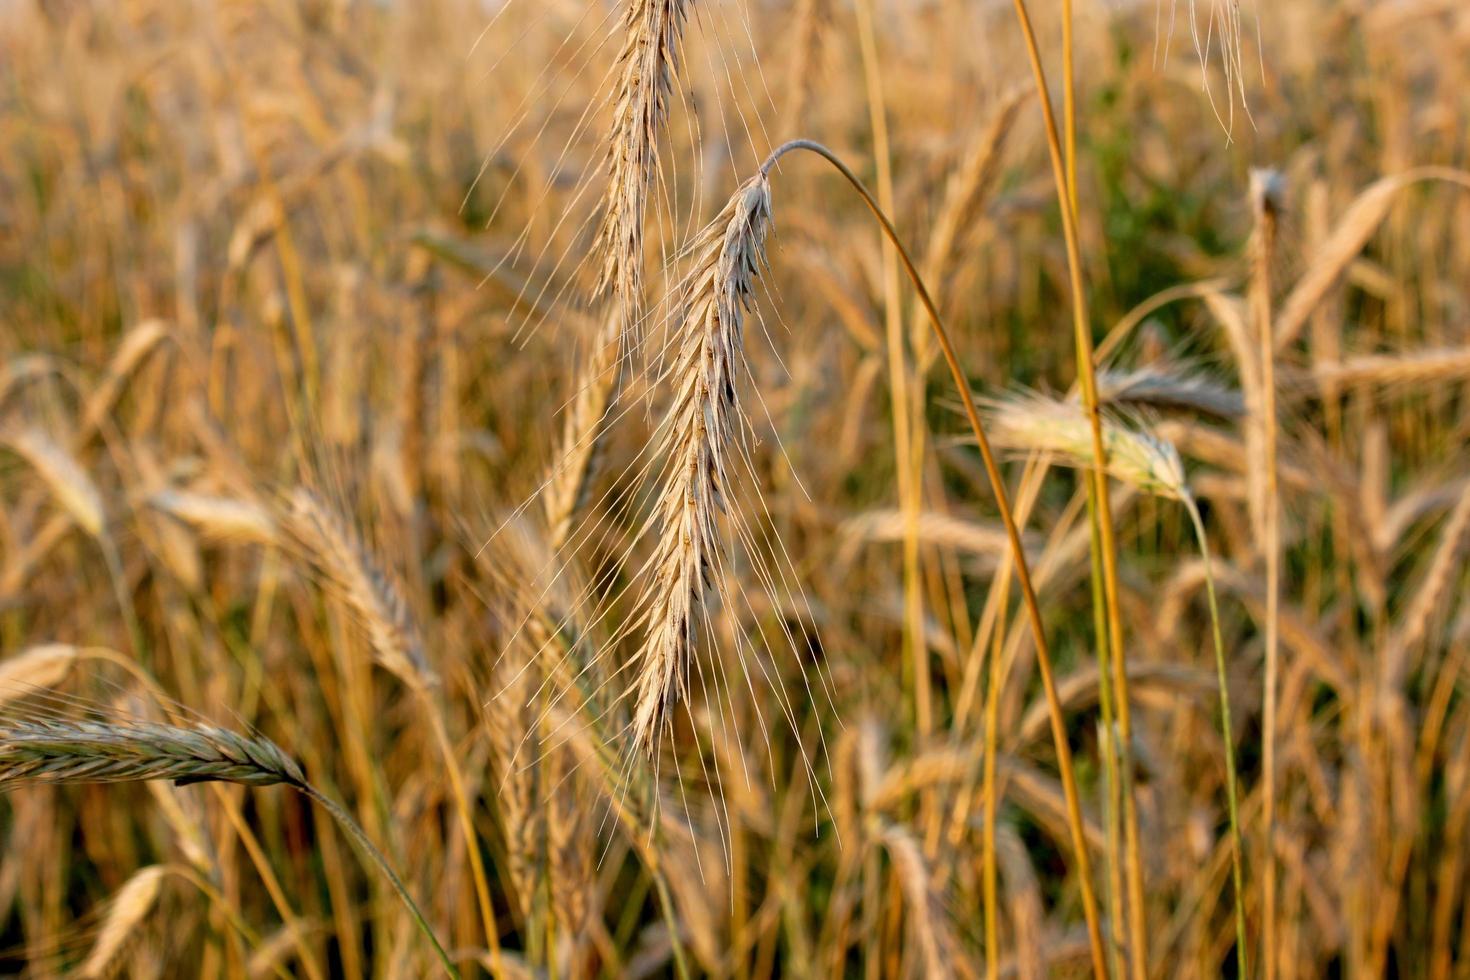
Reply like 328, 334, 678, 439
630, 173, 772, 753
982, 391, 1189, 500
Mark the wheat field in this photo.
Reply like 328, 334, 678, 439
2, 0, 1469, 977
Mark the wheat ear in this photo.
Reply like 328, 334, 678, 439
594, 0, 691, 339
0, 713, 459, 978
280, 488, 436, 689
981, 391, 1189, 500
76, 865, 168, 979
544, 311, 623, 550
631, 173, 772, 753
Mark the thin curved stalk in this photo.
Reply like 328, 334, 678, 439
760, 138, 1109, 978
299, 784, 462, 979
853, 0, 929, 748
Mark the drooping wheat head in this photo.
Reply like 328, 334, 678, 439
629, 172, 772, 754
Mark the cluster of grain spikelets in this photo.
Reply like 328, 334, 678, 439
594, 0, 691, 339
629, 173, 773, 754
0, 713, 306, 788
479, 515, 603, 973
280, 487, 437, 690
981, 390, 1189, 501
70, 864, 169, 979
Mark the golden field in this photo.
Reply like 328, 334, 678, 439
1, 0, 1469, 976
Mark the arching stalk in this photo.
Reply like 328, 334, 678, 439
760, 138, 1109, 977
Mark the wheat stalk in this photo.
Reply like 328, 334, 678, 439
593, 0, 691, 338
630, 173, 772, 753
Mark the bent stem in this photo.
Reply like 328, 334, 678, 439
299, 783, 461, 979
1182, 494, 1249, 975
760, 138, 1109, 977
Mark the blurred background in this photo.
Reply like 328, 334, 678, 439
2, 0, 1469, 977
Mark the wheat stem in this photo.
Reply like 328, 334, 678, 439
760, 138, 1107, 976
1003, 0, 1137, 970
1183, 494, 1249, 975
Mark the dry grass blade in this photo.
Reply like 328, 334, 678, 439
630, 173, 772, 753
594, 0, 691, 336
150, 490, 279, 545
982, 391, 1188, 499
281, 488, 436, 689
1, 428, 105, 537
76, 865, 168, 979
877, 821, 960, 980
1274, 168, 1470, 349
0, 645, 77, 707
0, 718, 306, 788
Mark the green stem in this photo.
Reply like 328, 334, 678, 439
1183, 495, 1249, 977
298, 783, 461, 979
